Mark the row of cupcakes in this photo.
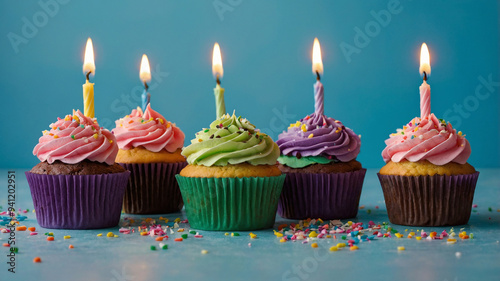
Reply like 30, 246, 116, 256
26, 39, 479, 230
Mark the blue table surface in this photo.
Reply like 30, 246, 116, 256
1, 168, 499, 281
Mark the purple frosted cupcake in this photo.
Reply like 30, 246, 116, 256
276, 113, 366, 220
26, 110, 129, 229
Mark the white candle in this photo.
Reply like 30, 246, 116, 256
140, 54, 152, 112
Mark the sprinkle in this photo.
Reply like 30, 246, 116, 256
274, 230, 283, 237
194, 235, 203, 238
181, 234, 188, 239
174, 238, 183, 242
33, 257, 42, 263
308, 134, 314, 138
109, 140, 113, 144
161, 244, 168, 250
97, 233, 102, 237
308, 231, 318, 238
158, 118, 164, 124
53, 135, 59, 139
150, 246, 157, 251
455, 252, 462, 258
63, 235, 71, 239
397, 246, 405, 251
93, 133, 98, 139
301, 124, 307, 132
350, 245, 359, 251
71, 135, 76, 140
336, 243, 346, 248
155, 237, 164, 241
249, 233, 257, 239
329, 246, 338, 252
16, 226, 27, 231
69, 245, 74, 249
311, 242, 318, 248
107, 232, 114, 237
280, 238, 286, 243
47, 236, 54, 241
2, 243, 9, 247
201, 250, 208, 254
225, 233, 229, 236
447, 238, 457, 244
231, 232, 240, 237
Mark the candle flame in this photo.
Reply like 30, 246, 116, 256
83, 37, 95, 76
419, 43, 431, 77
212, 43, 223, 78
312, 38, 323, 75
140, 54, 152, 83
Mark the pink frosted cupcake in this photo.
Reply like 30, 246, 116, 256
112, 104, 186, 214
378, 114, 479, 226
26, 110, 130, 229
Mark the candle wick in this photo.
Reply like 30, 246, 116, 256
423, 71, 427, 81
86, 71, 91, 81
216, 75, 221, 86
316, 71, 320, 81
144, 81, 149, 91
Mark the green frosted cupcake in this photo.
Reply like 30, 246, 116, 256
176, 113, 285, 231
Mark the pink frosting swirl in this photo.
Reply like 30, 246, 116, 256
382, 114, 471, 165
33, 110, 119, 165
112, 104, 184, 153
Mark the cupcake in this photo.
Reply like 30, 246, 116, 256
175, 113, 285, 231
378, 114, 479, 226
112, 104, 186, 214
26, 110, 130, 229
276, 113, 366, 220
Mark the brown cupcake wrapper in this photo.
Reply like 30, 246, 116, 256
119, 162, 187, 214
25, 171, 130, 229
278, 169, 366, 220
378, 172, 479, 226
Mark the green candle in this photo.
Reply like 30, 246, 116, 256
212, 43, 225, 119
214, 80, 225, 119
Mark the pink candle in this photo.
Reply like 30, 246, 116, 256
314, 80, 324, 115
419, 80, 430, 118
419, 43, 431, 118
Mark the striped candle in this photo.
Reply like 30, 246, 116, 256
314, 80, 324, 116
419, 80, 430, 118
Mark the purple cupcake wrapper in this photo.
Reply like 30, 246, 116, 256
377, 172, 480, 226
278, 169, 366, 220
25, 171, 130, 229
119, 162, 187, 214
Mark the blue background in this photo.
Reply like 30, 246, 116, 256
1, 0, 498, 169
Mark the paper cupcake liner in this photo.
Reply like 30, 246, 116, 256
25, 171, 130, 229
377, 172, 480, 226
277, 169, 366, 220
119, 162, 187, 214
176, 174, 285, 231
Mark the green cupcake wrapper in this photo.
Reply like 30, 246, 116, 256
176, 174, 285, 231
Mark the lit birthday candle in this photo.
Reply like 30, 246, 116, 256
140, 54, 152, 112
419, 43, 431, 118
212, 43, 225, 119
312, 38, 324, 116
82, 38, 95, 118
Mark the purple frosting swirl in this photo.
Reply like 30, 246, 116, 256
276, 113, 361, 162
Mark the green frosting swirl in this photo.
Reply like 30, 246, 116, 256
182, 113, 280, 166
278, 155, 336, 168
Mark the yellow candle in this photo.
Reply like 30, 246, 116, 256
212, 43, 225, 118
82, 38, 95, 118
